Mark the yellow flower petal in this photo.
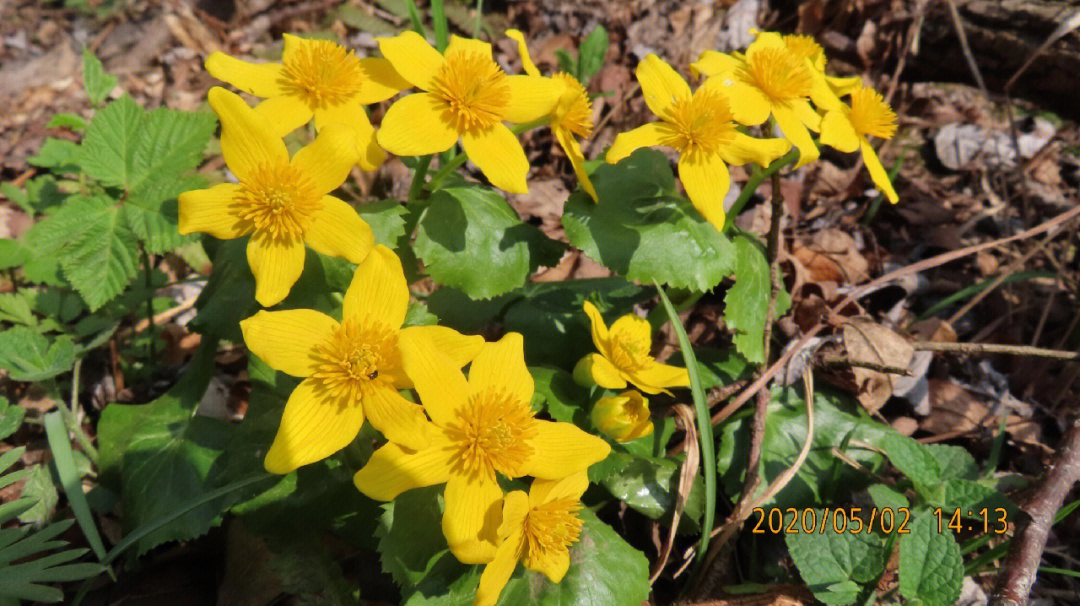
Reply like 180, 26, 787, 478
717, 132, 792, 168
523, 419, 611, 479
446, 35, 492, 59
524, 546, 571, 583
399, 325, 485, 369
342, 244, 408, 328
627, 362, 691, 395
353, 434, 455, 501
582, 301, 610, 348
356, 57, 412, 104
377, 31, 444, 91
239, 309, 338, 377
247, 232, 306, 307
580, 353, 629, 389
253, 95, 314, 138
860, 138, 899, 204
377, 92, 460, 156
529, 470, 589, 507
820, 109, 860, 153
690, 50, 740, 79
772, 104, 820, 167
505, 75, 560, 124
209, 87, 289, 182
828, 75, 862, 97
726, 81, 772, 126
280, 33, 308, 64
398, 328, 470, 427
204, 52, 286, 98
461, 124, 530, 194
555, 127, 598, 202
505, 29, 540, 76
467, 333, 533, 406
476, 510, 525, 606
363, 384, 431, 451
177, 183, 250, 239
608, 312, 653, 354
748, 31, 787, 53
636, 54, 691, 118
605, 122, 675, 164
313, 102, 386, 171
443, 472, 501, 564
264, 377, 365, 474
807, 65, 843, 112
290, 125, 361, 196
678, 151, 730, 231
791, 98, 822, 132
303, 195, 374, 265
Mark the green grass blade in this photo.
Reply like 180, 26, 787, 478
403, 0, 427, 38
653, 280, 715, 562
43, 412, 107, 562
917, 270, 1056, 321
1040, 566, 1080, 579
430, 0, 448, 52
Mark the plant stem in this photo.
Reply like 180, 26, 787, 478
141, 246, 155, 363
721, 148, 799, 235
408, 155, 433, 203
62, 358, 98, 464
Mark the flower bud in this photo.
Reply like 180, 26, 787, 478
590, 390, 654, 442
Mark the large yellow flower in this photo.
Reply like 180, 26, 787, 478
576, 301, 690, 395
474, 471, 589, 606
818, 85, 899, 203
353, 332, 610, 564
505, 29, 598, 201
178, 87, 374, 307
374, 32, 561, 193
239, 245, 484, 473
604, 55, 790, 230
688, 33, 822, 167
205, 34, 410, 170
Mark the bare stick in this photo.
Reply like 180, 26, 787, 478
991, 417, 1080, 605
913, 341, 1080, 361
945, 0, 988, 96
650, 404, 700, 584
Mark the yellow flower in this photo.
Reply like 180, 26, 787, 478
591, 390, 654, 442
505, 29, 598, 202
353, 332, 610, 564
577, 301, 690, 395
777, 33, 861, 101
374, 32, 562, 193
239, 245, 485, 473
688, 33, 822, 167
604, 54, 790, 230
819, 85, 899, 203
205, 34, 410, 171
178, 87, 374, 307
474, 472, 589, 606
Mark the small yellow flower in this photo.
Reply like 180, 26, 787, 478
591, 390, 654, 442
474, 472, 589, 606
819, 85, 899, 203
774, 34, 861, 101
374, 32, 562, 193
577, 301, 690, 395
604, 54, 790, 230
353, 332, 610, 564
240, 245, 484, 473
206, 34, 410, 170
689, 33, 822, 167
179, 87, 373, 306
506, 29, 598, 201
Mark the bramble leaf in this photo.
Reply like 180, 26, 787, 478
81, 47, 117, 105
123, 174, 205, 254
79, 95, 143, 187
0, 327, 76, 382
0, 397, 24, 441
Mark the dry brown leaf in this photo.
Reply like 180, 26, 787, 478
792, 228, 869, 285
921, 379, 991, 434
843, 318, 914, 413
909, 318, 958, 343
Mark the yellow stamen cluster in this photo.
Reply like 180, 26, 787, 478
551, 73, 593, 138
431, 51, 511, 132
849, 87, 898, 140
523, 497, 583, 566
738, 46, 813, 102
282, 39, 366, 108
235, 161, 322, 240
311, 319, 398, 402
662, 90, 737, 159
447, 388, 537, 480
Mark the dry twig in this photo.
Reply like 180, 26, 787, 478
650, 404, 700, 584
913, 341, 1080, 361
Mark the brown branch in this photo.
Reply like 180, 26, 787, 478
706, 380, 750, 408
818, 356, 913, 376
913, 341, 1080, 361
991, 417, 1080, 606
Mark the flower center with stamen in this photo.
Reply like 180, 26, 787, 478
235, 161, 322, 240
446, 388, 537, 480
661, 90, 737, 159
551, 73, 593, 138
311, 319, 398, 403
523, 497, 583, 568
848, 87, 897, 140
282, 40, 366, 109
738, 46, 813, 103
431, 51, 511, 133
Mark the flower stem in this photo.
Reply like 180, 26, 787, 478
721, 147, 799, 235
407, 155, 433, 203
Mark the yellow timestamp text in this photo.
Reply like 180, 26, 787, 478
751, 507, 912, 535
933, 507, 1009, 534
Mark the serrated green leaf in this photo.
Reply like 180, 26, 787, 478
529, 366, 590, 427
0, 327, 76, 382
0, 240, 30, 271
0, 397, 24, 441
358, 199, 409, 247
17, 465, 58, 526
724, 233, 791, 363
882, 433, 943, 488
415, 185, 565, 299
899, 512, 963, 606
51, 196, 140, 310
577, 26, 608, 85
866, 483, 910, 511
787, 508, 887, 604
46, 113, 88, 130
935, 480, 1016, 518
27, 138, 81, 171
82, 47, 117, 105
129, 108, 216, 191
0, 292, 36, 326
403, 301, 439, 327
123, 174, 205, 253
562, 148, 737, 291
924, 444, 978, 481
79, 95, 143, 187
